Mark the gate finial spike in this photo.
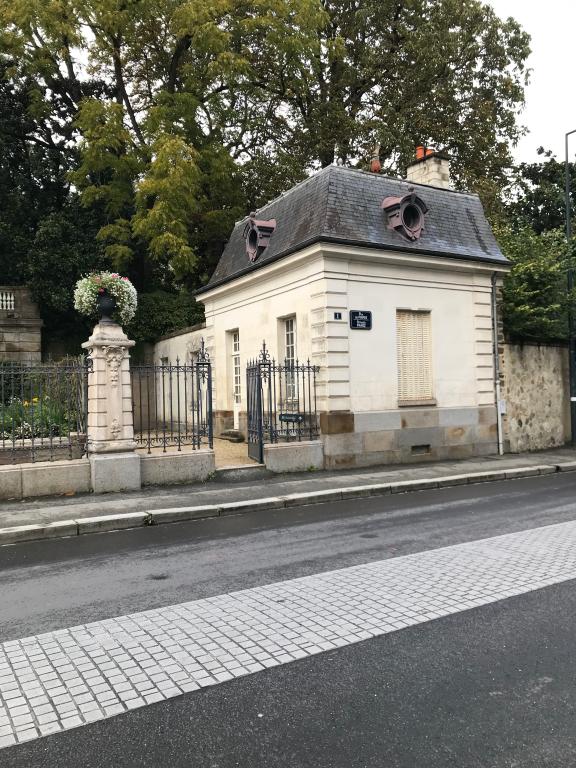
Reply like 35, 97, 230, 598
198, 337, 210, 363
259, 341, 270, 364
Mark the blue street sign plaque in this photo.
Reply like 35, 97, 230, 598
349, 310, 372, 330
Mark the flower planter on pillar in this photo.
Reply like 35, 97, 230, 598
82, 321, 141, 493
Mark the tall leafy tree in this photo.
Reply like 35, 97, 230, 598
498, 150, 576, 342
1, 0, 530, 271
506, 148, 576, 235
498, 224, 574, 343
1, 0, 531, 342
0, 62, 69, 283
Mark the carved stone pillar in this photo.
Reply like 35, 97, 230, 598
82, 321, 141, 492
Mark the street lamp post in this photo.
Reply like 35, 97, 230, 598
565, 129, 576, 446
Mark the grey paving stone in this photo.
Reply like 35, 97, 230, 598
36, 712, 58, 725
103, 704, 125, 717
16, 728, 39, 743
5, 519, 576, 753
39, 722, 62, 737
12, 714, 34, 728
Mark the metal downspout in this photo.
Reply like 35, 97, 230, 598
491, 272, 504, 455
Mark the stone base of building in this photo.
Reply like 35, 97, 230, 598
140, 450, 215, 486
90, 452, 142, 494
263, 441, 324, 473
1, 450, 217, 499
321, 405, 498, 469
0, 460, 91, 500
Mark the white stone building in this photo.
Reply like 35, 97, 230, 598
155, 152, 509, 469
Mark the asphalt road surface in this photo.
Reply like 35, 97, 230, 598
2, 473, 576, 766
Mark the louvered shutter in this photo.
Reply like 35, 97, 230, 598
396, 310, 434, 403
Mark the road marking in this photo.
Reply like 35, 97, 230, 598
2, 519, 576, 749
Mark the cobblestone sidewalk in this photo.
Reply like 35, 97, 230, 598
3, 519, 576, 749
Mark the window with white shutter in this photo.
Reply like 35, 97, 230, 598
396, 310, 435, 405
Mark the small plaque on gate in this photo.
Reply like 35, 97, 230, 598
349, 310, 372, 330
279, 413, 305, 423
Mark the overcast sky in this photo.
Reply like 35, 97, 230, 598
487, 0, 576, 163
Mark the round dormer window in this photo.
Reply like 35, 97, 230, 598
401, 203, 423, 233
382, 191, 428, 242
243, 216, 277, 262
246, 226, 259, 261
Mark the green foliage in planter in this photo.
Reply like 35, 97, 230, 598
127, 291, 204, 344
0, 395, 75, 440
0, 358, 86, 440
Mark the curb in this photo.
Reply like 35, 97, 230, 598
1, 462, 574, 547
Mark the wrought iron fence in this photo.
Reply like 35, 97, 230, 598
131, 342, 213, 454
246, 343, 319, 461
0, 358, 90, 464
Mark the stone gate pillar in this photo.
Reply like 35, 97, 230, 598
82, 321, 141, 493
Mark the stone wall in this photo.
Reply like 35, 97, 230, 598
501, 342, 570, 452
0, 286, 42, 362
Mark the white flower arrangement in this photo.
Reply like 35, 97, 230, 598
74, 272, 138, 325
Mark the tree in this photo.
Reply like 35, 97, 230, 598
0, 62, 70, 283
243, 0, 530, 191
1, 0, 530, 288
26, 203, 108, 351
505, 147, 576, 234
497, 224, 574, 343
496, 149, 576, 343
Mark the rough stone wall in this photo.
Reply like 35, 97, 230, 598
0, 286, 42, 362
501, 343, 570, 452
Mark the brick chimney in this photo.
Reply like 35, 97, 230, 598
406, 146, 452, 189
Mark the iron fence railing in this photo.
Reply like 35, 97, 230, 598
246, 343, 319, 461
131, 342, 213, 454
0, 358, 90, 464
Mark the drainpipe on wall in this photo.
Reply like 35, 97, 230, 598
491, 272, 504, 455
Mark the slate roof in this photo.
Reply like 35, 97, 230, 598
198, 165, 508, 294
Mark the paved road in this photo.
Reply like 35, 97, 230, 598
5, 580, 576, 768
2, 473, 576, 766
2, 473, 576, 642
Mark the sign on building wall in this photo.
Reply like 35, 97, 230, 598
349, 310, 372, 330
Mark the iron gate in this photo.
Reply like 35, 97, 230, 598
131, 340, 213, 454
0, 357, 91, 464
246, 343, 320, 463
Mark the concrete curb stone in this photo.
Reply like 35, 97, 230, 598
556, 461, 576, 473
77, 512, 148, 535
391, 479, 439, 494
282, 489, 344, 507
0, 520, 78, 544
150, 506, 219, 524
337, 485, 392, 499
219, 498, 285, 516
0, 462, 571, 546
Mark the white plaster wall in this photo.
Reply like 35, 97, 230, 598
341, 261, 493, 412
202, 249, 325, 412
156, 245, 503, 417
154, 327, 206, 364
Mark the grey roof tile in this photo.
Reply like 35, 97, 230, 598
199, 165, 507, 293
